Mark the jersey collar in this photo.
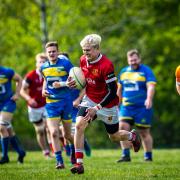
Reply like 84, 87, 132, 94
87, 54, 102, 64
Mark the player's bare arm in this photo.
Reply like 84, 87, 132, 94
11, 73, 22, 101
73, 89, 85, 108
117, 83, 122, 105
42, 79, 49, 97
145, 83, 156, 109
20, 80, 37, 107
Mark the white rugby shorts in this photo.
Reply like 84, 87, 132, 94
28, 106, 47, 123
79, 95, 119, 125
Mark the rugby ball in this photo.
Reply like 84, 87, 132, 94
69, 67, 86, 89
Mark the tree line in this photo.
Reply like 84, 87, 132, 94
0, 0, 179, 149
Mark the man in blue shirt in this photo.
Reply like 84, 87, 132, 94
41, 41, 75, 169
0, 66, 26, 164
117, 49, 156, 162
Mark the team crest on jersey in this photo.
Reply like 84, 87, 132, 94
108, 116, 113, 121
92, 69, 98, 76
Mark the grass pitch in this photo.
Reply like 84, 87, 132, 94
0, 149, 179, 180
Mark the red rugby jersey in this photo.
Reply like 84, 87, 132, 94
80, 54, 119, 108
24, 70, 46, 108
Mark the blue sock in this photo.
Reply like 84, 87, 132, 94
84, 139, 91, 157
1, 137, 9, 158
55, 151, 64, 164
65, 144, 71, 156
70, 144, 75, 156
144, 152, 152, 160
10, 136, 24, 155
122, 148, 130, 157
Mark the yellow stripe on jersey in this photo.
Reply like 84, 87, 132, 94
42, 67, 67, 77
62, 119, 72, 123
147, 81, 156, 85
121, 72, 145, 81
46, 98, 60, 103
47, 117, 60, 121
0, 78, 8, 84
122, 98, 133, 106
135, 123, 151, 128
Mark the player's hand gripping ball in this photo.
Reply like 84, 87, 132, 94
69, 67, 86, 90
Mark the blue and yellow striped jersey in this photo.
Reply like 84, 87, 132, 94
118, 64, 156, 107
40, 56, 73, 100
0, 66, 15, 102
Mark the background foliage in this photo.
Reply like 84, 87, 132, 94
0, 0, 179, 149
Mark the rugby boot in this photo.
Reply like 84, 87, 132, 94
70, 163, 84, 174
131, 129, 141, 152
144, 158, 152, 162
17, 151, 26, 164
0, 156, 9, 164
56, 162, 65, 169
116, 156, 131, 163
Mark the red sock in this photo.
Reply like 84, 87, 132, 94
75, 152, 84, 159
49, 143, 54, 154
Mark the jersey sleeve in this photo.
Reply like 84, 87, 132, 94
6, 68, 15, 80
145, 66, 157, 85
102, 61, 117, 84
24, 72, 32, 85
65, 59, 74, 74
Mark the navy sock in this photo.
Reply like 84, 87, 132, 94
144, 152, 152, 160
10, 136, 24, 155
55, 151, 64, 164
1, 137, 9, 158
122, 148, 130, 157
70, 144, 75, 156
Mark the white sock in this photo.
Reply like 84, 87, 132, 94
128, 132, 133, 141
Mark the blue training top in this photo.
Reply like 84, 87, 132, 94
40, 56, 73, 100
0, 66, 15, 102
118, 64, 156, 107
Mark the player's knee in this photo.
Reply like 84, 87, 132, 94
139, 129, 150, 139
63, 133, 71, 141
50, 129, 59, 138
0, 120, 11, 133
75, 123, 85, 133
119, 122, 130, 130
109, 133, 119, 142
0, 125, 6, 133
35, 124, 45, 135
36, 128, 44, 136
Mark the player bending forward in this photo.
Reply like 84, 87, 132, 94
67, 34, 141, 174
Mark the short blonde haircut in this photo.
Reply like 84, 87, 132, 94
35, 52, 47, 61
80, 34, 101, 49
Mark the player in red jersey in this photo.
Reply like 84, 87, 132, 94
67, 34, 141, 174
20, 53, 51, 158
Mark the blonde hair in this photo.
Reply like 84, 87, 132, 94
80, 34, 101, 49
35, 52, 47, 61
